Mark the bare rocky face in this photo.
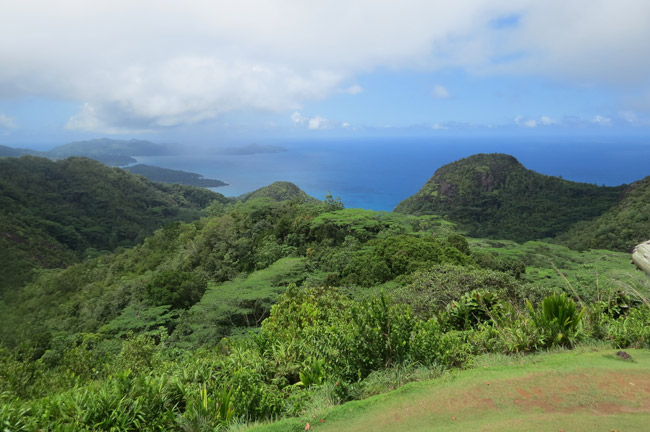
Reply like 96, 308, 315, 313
632, 240, 650, 276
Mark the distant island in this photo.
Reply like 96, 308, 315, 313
0, 144, 40, 157
216, 143, 287, 155
0, 138, 170, 166
1, 138, 227, 188
124, 164, 228, 187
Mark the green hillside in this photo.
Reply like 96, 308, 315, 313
0, 144, 39, 157
2, 153, 650, 432
124, 164, 228, 187
558, 176, 650, 251
394, 153, 624, 242
239, 181, 320, 203
1, 201, 463, 349
0, 138, 169, 166
0, 156, 229, 292
45, 138, 168, 165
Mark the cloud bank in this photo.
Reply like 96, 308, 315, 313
2, 1, 649, 132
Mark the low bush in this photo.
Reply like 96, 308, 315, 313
526, 293, 585, 347
608, 306, 650, 348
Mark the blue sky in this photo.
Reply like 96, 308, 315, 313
1, 1, 650, 148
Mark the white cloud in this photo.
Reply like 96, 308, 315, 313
514, 115, 537, 128
291, 112, 305, 124
498, 1, 650, 87
65, 103, 154, 134
620, 111, 638, 123
431, 123, 448, 130
345, 84, 364, 95
341, 122, 351, 128
291, 111, 333, 130
432, 85, 450, 99
540, 116, 555, 125
0, 113, 16, 129
592, 115, 612, 126
1, 1, 650, 131
618, 111, 650, 126
308, 115, 330, 130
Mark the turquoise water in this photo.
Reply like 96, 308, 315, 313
135, 137, 650, 211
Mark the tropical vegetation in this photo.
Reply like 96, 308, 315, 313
2, 152, 650, 431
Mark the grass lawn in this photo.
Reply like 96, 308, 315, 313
248, 347, 650, 432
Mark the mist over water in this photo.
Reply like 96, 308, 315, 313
136, 137, 650, 211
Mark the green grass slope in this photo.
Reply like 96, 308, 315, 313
251, 347, 650, 432
469, 238, 650, 301
394, 153, 624, 243
172, 257, 307, 346
0, 156, 229, 293
557, 176, 650, 252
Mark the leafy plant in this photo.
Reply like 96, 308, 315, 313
446, 289, 501, 330
608, 306, 650, 348
297, 358, 325, 387
216, 386, 235, 424
1, 399, 32, 432
179, 383, 234, 431
348, 294, 415, 377
526, 293, 585, 347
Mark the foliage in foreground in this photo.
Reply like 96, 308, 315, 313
2, 188, 650, 431
2, 283, 649, 431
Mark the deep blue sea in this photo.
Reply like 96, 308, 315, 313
135, 137, 650, 211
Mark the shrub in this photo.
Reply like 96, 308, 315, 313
147, 270, 207, 310
608, 306, 650, 348
0, 399, 33, 432
178, 383, 234, 431
409, 319, 444, 366
346, 294, 415, 378
392, 265, 526, 320
445, 290, 502, 330
298, 358, 326, 387
526, 293, 585, 347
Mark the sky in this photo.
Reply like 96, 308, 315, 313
1, 0, 650, 147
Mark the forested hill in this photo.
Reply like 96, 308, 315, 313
44, 138, 167, 165
0, 138, 169, 166
0, 144, 40, 157
394, 153, 624, 242
124, 164, 228, 187
0, 156, 230, 292
239, 181, 320, 203
557, 175, 650, 251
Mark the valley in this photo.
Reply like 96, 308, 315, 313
1, 152, 650, 431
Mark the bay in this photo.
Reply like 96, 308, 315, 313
135, 137, 650, 211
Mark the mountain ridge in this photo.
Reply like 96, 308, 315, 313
0, 138, 169, 166
557, 175, 650, 251
0, 155, 230, 292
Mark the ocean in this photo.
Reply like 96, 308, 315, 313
135, 137, 650, 211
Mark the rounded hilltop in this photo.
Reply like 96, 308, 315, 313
395, 153, 623, 242
239, 181, 319, 203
